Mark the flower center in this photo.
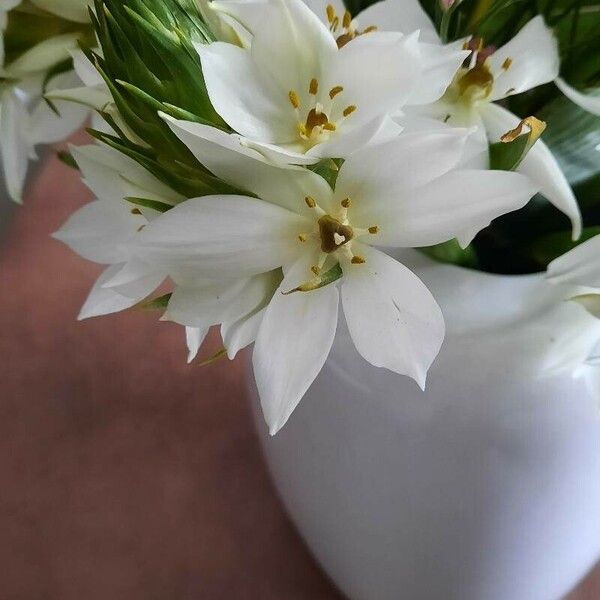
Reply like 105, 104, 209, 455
298, 196, 379, 276
325, 4, 378, 49
288, 79, 357, 147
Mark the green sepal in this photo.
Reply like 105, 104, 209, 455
283, 263, 343, 294
489, 116, 546, 171
125, 196, 173, 213
136, 293, 172, 311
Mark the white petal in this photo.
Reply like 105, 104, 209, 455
0, 89, 30, 203
336, 128, 470, 203
4, 33, 80, 77
341, 244, 444, 389
408, 40, 469, 105
69, 49, 104, 87
358, 0, 439, 43
222, 307, 266, 359
329, 31, 422, 127
216, 0, 337, 92
253, 253, 339, 435
135, 195, 308, 278
555, 78, 600, 116
481, 103, 582, 239
162, 115, 333, 214
72, 143, 182, 205
53, 199, 144, 264
547, 235, 600, 288
354, 168, 536, 248
307, 114, 404, 159
221, 270, 282, 358
196, 41, 294, 142
488, 16, 559, 101
186, 326, 210, 363
78, 264, 146, 320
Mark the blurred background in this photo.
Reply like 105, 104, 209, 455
0, 140, 598, 599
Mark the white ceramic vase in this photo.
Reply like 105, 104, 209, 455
252, 251, 600, 600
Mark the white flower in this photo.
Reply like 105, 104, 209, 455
134, 117, 537, 433
53, 143, 182, 319
406, 14, 582, 239
0, 1, 93, 202
196, 0, 464, 165
547, 234, 600, 318
0, 71, 89, 202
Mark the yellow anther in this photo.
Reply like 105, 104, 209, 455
288, 90, 300, 109
331, 16, 339, 31
351, 255, 366, 264
462, 41, 470, 50
298, 233, 308, 242
343, 10, 352, 29
341, 198, 352, 208
343, 105, 357, 117
297, 122, 308, 137
329, 85, 344, 99
309, 78, 319, 95
305, 196, 317, 208
311, 265, 321, 275
368, 225, 379, 234
131, 208, 142, 215
502, 57, 512, 70
323, 122, 337, 131
326, 4, 336, 23
363, 25, 378, 34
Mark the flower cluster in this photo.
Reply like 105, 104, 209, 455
5, 0, 600, 432
0, 0, 96, 201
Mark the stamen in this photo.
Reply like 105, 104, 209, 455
131, 208, 142, 215
331, 16, 339, 31
311, 265, 321, 275
351, 255, 366, 264
305, 196, 316, 208
297, 122, 308, 138
298, 233, 308, 242
329, 85, 344, 99
323, 122, 337, 131
502, 57, 512, 70
309, 78, 319, 95
343, 10, 352, 29
288, 90, 300, 109
362, 25, 378, 34
368, 225, 379, 234
341, 198, 352, 208
326, 4, 336, 23
343, 105, 357, 117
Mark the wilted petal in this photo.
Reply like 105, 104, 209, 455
341, 244, 444, 389
481, 102, 582, 239
547, 235, 600, 288
135, 195, 308, 278
253, 253, 339, 435
488, 16, 559, 101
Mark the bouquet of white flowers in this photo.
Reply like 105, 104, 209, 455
2, 0, 600, 438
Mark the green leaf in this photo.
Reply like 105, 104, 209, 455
529, 225, 600, 265
419, 239, 479, 268
489, 116, 547, 171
